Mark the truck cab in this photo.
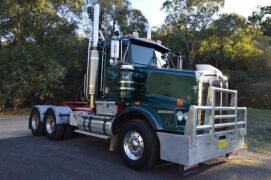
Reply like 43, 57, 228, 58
28, 4, 247, 171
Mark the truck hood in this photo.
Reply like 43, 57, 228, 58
136, 67, 197, 107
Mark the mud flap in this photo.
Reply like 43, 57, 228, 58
110, 134, 118, 151
179, 164, 199, 176
226, 151, 239, 160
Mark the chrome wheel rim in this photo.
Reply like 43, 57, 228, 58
123, 130, 144, 160
46, 115, 55, 134
31, 113, 39, 130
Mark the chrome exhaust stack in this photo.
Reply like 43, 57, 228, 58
87, 3, 100, 109
147, 26, 152, 40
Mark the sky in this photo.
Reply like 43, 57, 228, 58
130, 0, 271, 27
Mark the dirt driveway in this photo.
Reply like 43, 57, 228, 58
0, 115, 270, 180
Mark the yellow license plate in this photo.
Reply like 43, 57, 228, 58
218, 139, 228, 149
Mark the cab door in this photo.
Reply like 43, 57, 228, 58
102, 46, 120, 100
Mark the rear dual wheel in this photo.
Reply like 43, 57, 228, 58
29, 108, 43, 136
44, 109, 65, 140
30, 109, 74, 140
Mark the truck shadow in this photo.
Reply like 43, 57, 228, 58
149, 159, 226, 177
0, 135, 270, 180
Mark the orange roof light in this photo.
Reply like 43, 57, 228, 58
177, 98, 184, 107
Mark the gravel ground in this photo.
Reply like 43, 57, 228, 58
0, 115, 270, 180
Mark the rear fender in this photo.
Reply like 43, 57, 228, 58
46, 106, 72, 125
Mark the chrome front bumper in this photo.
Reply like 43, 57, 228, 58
157, 130, 245, 166
158, 86, 247, 166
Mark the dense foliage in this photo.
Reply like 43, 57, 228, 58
85, 0, 148, 37
0, 0, 270, 109
0, 0, 86, 110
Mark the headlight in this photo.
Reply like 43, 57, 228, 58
176, 111, 185, 121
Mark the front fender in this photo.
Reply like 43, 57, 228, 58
111, 105, 163, 134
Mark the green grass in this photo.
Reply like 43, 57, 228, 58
247, 108, 271, 155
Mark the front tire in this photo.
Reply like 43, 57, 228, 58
44, 109, 65, 140
29, 108, 43, 136
119, 119, 159, 169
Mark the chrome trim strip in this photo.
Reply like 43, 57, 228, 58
74, 130, 110, 140
120, 64, 134, 70
119, 80, 135, 84
119, 87, 135, 91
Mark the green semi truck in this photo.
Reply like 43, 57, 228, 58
28, 4, 247, 171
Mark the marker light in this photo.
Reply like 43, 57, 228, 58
134, 101, 141, 106
177, 98, 184, 107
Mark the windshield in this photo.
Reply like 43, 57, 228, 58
131, 44, 176, 69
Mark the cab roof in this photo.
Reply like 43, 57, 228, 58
99, 36, 170, 53
124, 36, 170, 53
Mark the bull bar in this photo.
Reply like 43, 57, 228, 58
158, 86, 247, 166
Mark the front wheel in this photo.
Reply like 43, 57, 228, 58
119, 119, 159, 169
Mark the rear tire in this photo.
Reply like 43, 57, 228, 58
119, 119, 159, 169
29, 108, 43, 136
44, 109, 65, 140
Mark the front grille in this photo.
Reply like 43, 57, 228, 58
201, 81, 229, 106
196, 83, 246, 134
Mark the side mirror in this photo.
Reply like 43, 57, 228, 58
110, 39, 119, 66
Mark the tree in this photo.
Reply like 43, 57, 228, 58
0, 0, 85, 110
197, 14, 259, 69
161, 0, 224, 68
248, 6, 271, 36
0, 0, 84, 43
85, 0, 148, 37
261, 17, 271, 36
120, 9, 148, 36
197, 13, 271, 108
